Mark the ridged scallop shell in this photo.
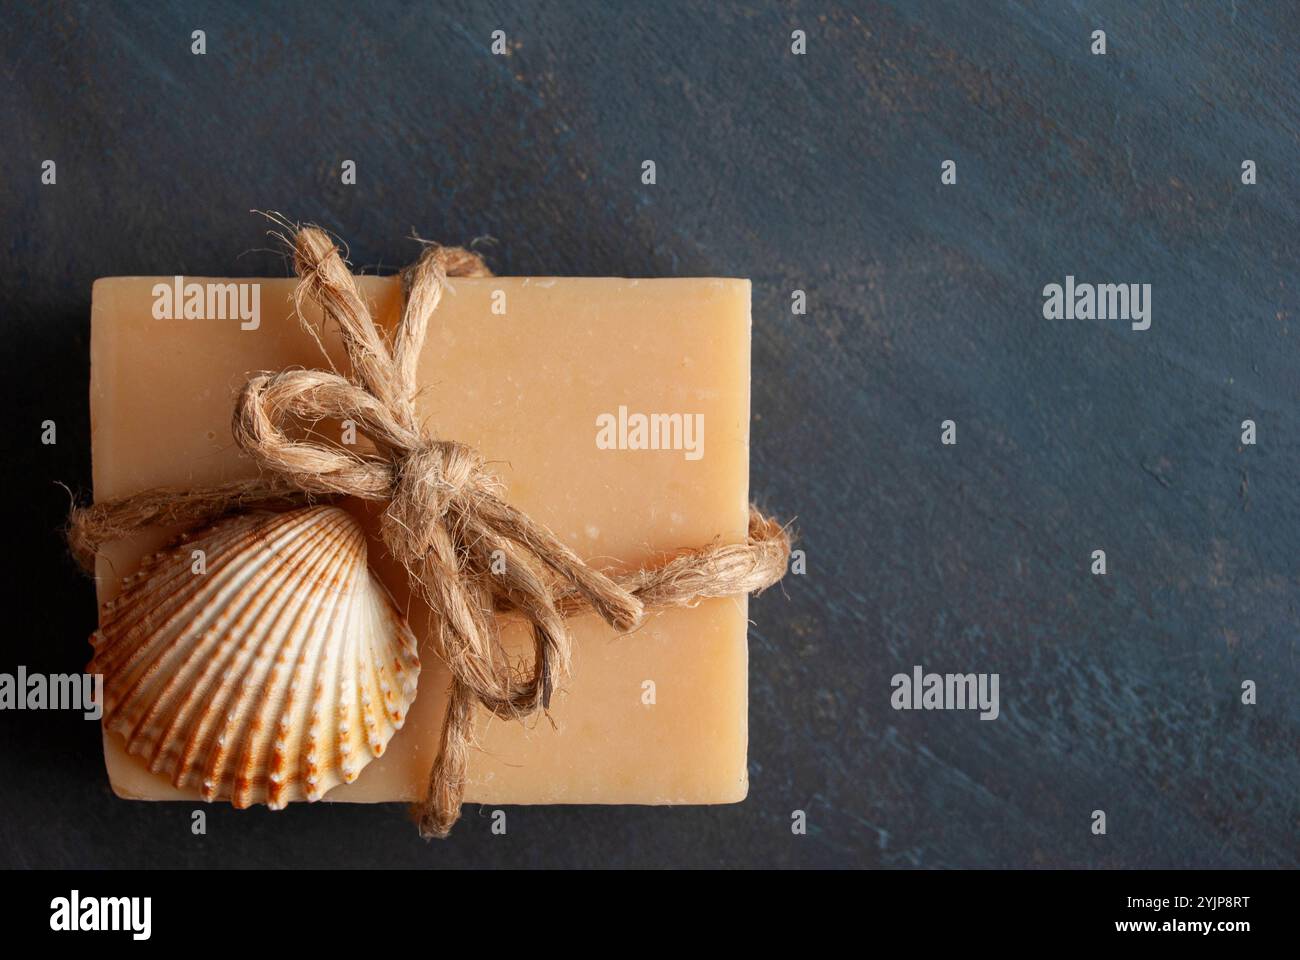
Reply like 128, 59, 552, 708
89, 505, 420, 809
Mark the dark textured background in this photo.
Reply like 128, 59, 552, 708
2, 1, 1297, 868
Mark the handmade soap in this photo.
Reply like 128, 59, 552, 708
89, 272, 752, 806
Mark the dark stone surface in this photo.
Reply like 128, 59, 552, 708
1, 1, 1296, 868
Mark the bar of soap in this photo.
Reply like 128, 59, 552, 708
89, 273, 752, 806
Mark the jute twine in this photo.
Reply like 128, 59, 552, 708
67, 225, 791, 838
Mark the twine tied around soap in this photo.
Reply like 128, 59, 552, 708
66, 223, 792, 838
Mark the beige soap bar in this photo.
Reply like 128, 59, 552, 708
90, 272, 752, 806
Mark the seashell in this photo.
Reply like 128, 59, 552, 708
89, 505, 420, 809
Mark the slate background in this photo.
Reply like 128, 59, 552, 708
1, 1, 1297, 868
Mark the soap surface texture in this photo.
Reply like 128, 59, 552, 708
90, 274, 751, 805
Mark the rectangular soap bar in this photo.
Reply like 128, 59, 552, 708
90, 272, 751, 806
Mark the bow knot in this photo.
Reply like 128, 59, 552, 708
385, 439, 487, 563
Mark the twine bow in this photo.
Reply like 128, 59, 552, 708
68, 224, 791, 837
